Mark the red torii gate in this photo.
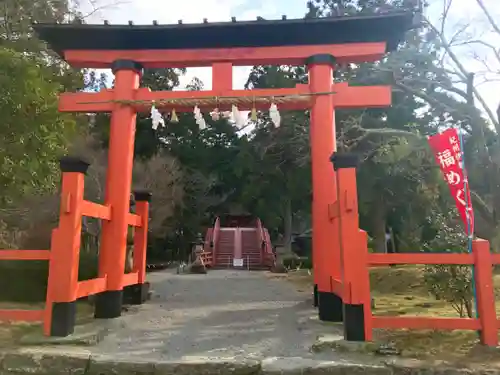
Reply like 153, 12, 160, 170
34, 11, 413, 339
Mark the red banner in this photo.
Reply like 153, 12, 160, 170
428, 128, 474, 236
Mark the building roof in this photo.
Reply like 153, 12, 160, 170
33, 11, 415, 56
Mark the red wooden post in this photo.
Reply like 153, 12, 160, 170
331, 152, 369, 341
212, 62, 233, 91
45, 156, 89, 336
96, 60, 142, 319
307, 54, 342, 321
358, 229, 373, 341
472, 239, 498, 346
123, 190, 151, 305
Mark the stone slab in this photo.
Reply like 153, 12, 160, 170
0, 348, 90, 374
260, 357, 390, 375
311, 334, 379, 354
18, 319, 117, 346
0, 349, 499, 375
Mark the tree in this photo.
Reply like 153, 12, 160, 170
0, 0, 71, 52
0, 48, 77, 204
242, 66, 312, 250
254, 0, 441, 252
423, 212, 473, 318
0, 0, 90, 253
157, 111, 253, 250
132, 154, 184, 235
370, 0, 500, 246
302, 0, 500, 250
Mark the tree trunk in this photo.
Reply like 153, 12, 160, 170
389, 227, 396, 253
283, 197, 293, 254
125, 226, 134, 273
464, 299, 473, 319
372, 199, 387, 253
125, 245, 134, 273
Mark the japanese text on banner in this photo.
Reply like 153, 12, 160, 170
428, 128, 474, 236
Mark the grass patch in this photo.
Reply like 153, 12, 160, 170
0, 302, 94, 348
370, 265, 500, 318
276, 266, 500, 363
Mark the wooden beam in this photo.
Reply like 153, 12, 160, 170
0, 309, 45, 322
62, 42, 387, 68
333, 83, 391, 108
368, 253, 474, 265
372, 316, 480, 331
0, 250, 51, 261
59, 84, 391, 113
59, 90, 114, 112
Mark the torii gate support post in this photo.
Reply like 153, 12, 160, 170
307, 54, 343, 322
123, 190, 152, 305
95, 60, 143, 318
45, 157, 89, 336
331, 152, 372, 341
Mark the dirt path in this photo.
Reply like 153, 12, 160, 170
90, 269, 344, 360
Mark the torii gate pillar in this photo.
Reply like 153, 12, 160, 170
94, 60, 143, 318
307, 54, 343, 321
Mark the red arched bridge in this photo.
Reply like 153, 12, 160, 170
200, 215, 276, 270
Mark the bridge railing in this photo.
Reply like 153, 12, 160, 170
200, 251, 213, 267
256, 218, 267, 265
211, 217, 221, 261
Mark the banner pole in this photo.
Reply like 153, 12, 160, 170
456, 127, 478, 320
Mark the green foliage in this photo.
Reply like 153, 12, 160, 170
0, 0, 71, 52
0, 251, 99, 303
0, 48, 76, 203
423, 214, 473, 318
242, 66, 312, 239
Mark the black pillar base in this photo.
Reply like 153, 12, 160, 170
94, 290, 123, 319
123, 282, 151, 305
318, 291, 343, 322
50, 301, 76, 337
313, 284, 319, 307
343, 303, 366, 341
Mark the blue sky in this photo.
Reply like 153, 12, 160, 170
85, 0, 499, 116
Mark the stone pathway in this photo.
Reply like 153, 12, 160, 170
89, 269, 344, 361
6, 270, 496, 373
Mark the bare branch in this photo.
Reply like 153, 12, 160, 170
70, 0, 131, 20
440, 0, 454, 37
453, 40, 500, 66
470, 189, 494, 221
424, 17, 500, 130
447, 22, 471, 49
474, 0, 500, 36
393, 82, 461, 117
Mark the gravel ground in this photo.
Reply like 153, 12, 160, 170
90, 269, 344, 360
